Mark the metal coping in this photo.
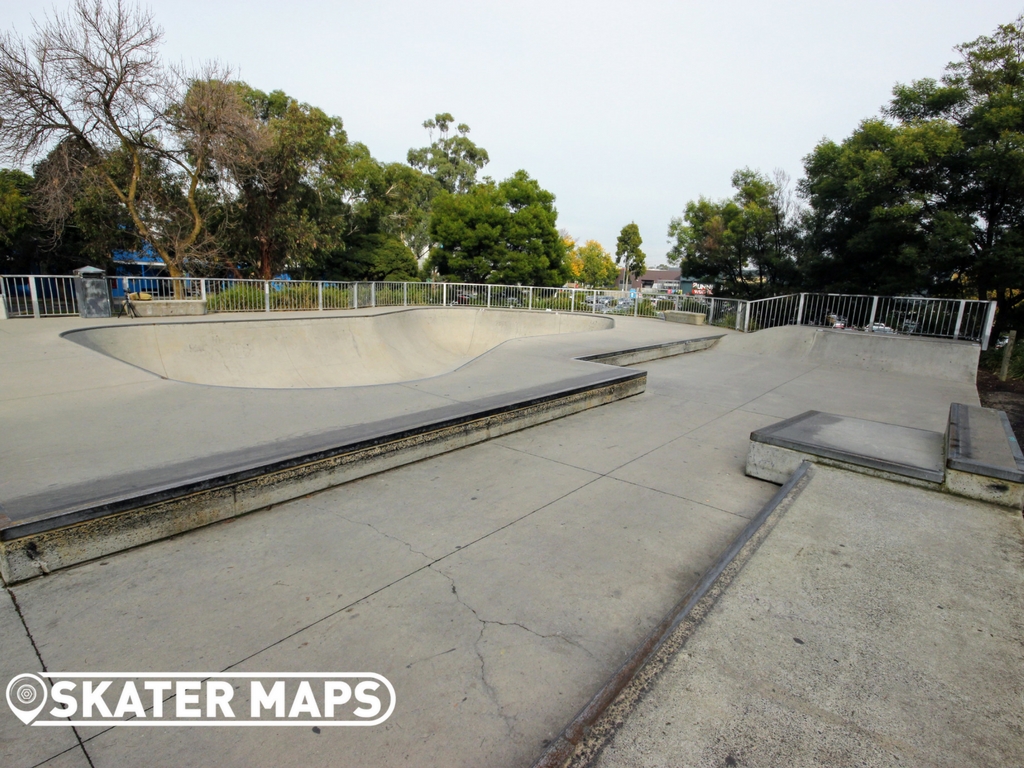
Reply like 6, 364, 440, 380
946, 402, 1024, 483
750, 410, 946, 484
1, 369, 643, 540
575, 334, 724, 363
532, 462, 813, 768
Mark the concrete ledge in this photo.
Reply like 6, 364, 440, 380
663, 310, 705, 325
944, 467, 1024, 509
745, 440, 942, 489
748, 410, 946, 485
576, 334, 722, 366
945, 403, 1024, 507
130, 300, 207, 317
0, 371, 644, 584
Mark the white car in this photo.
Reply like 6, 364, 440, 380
868, 323, 895, 334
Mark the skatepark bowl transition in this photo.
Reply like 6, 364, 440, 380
1, 305, 1022, 767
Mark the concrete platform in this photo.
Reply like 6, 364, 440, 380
746, 404, 1024, 509
586, 465, 1024, 768
746, 410, 945, 486
946, 402, 1024, 507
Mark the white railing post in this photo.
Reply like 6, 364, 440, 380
29, 277, 40, 319
867, 295, 879, 331
318, 281, 324, 311
571, 289, 576, 313
442, 283, 447, 306
487, 284, 492, 308
264, 281, 270, 312
528, 286, 533, 310
371, 282, 376, 308
743, 300, 751, 332
953, 299, 966, 340
0, 282, 7, 320
200, 278, 207, 303
353, 283, 359, 310
796, 293, 806, 325
634, 294, 638, 317
981, 300, 998, 351
404, 282, 408, 307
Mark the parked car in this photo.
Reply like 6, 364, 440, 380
867, 322, 895, 334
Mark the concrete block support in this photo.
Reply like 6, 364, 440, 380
663, 311, 706, 325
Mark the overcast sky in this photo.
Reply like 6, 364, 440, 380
2, 1, 1022, 262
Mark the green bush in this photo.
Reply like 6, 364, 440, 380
206, 284, 265, 312
711, 311, 737, 329
533, 294, 573, 311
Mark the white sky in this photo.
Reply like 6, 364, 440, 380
2, 1, 1022, 261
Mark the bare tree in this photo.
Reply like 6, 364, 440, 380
0, 0, 257, 276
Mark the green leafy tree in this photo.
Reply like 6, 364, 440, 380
800, 14, 1024, 324
615, 222, 646, 287
218, 87, 356, 279
329, 234, 419, 281
800, 120, 967, 295
669, 169, 800, 298
0, 169, 43, 273
567, 238, 619, 287
345, 159, 438, 265
407, 113, 489, 195
426, 170, 568, 285
886, 15, 1024, 320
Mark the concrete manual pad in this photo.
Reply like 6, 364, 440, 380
748, 410, 945, 484
947, 402, 1024, 482
591, 465, 1024, 768
945, 403, 1024, 508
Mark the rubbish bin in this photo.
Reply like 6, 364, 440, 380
73, 266, 113, 318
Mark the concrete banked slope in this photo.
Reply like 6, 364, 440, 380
63, 308, 614, 388
714, 323, 980, 383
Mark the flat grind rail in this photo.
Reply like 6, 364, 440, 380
0, 275, 998, 349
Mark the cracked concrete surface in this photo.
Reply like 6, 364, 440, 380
0, 324, 982, 768
591, 466, 1024, 768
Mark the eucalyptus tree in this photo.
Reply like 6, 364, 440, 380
801, 14, 1024, 321
407, 113, 489, 195
615, 222, 646, 288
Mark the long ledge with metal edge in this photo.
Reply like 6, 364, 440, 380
0, 370, 638, 583
0, 332, 726, 584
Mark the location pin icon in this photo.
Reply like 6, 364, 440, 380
6, 674, 48, 725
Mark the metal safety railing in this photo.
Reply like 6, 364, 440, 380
743, 292, 996, 347
0, 275, 999, 349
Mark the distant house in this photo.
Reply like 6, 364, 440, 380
621, 268, 708, 294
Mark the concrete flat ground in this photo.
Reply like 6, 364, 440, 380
592, 465, 1024, 768
0, 313, 992, 767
